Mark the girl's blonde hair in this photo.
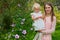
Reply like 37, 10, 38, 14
32, 3, 40, 10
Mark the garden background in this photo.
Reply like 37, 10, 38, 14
0, 0, 60, 40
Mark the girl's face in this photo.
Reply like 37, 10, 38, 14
34, 7, 40, 13
45, 4, 52, 14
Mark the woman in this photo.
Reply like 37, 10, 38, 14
41, 2, 56, 40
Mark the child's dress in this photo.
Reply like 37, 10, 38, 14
31, 11, 45, 40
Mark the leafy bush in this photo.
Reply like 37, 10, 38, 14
0, 0, 60, 40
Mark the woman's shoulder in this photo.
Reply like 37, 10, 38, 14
53, 16, 56, 20
42, 13, 45, 18
42, 12, 45, 15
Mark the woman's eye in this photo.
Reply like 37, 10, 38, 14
45, 7, 51, 9
48, 7, 50, 8
45, 7, 47, 9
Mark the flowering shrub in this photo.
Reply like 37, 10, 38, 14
0, 11, 36, 40
0, 0, 36, 40
0, 0, 60, 40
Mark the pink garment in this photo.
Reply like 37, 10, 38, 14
42, 16, 56, 40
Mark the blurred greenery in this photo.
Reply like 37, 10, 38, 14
0, 0, 60, 40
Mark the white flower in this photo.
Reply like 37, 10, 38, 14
22, 18, 25, 22
30, 28, 33, 30
22, 30, 27, 35
20, 18, 25, 25
18, 4, 21, 7
15, 34, 19, 39
12, 29, 14, 32
21, 22, 24, 24
10, 23, 15, 27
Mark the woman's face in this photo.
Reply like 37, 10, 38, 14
45, 4, 52, 14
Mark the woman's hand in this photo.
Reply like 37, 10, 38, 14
38, 16, 43, 19
37, 30, 42, 32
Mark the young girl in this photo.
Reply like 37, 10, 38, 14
31, 3, 45, 40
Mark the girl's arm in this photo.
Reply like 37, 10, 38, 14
31, 13, 39, 20
31, 15, 38, 20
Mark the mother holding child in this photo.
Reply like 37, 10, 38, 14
31, 2, 56, 40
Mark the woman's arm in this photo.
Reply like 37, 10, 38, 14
47, 16, 56, 33
42, 16, 56, 34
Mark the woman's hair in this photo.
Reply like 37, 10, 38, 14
32, 3, 40, 10
44, 2, 55, 22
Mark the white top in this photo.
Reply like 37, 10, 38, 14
31, 11, 45, 31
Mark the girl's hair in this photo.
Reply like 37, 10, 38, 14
32, 3, 40, 10
44, 2, 55, 22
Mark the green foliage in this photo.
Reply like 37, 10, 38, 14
0, 0, 60, 40
3, 14, 12, 29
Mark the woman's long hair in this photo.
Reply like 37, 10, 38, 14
44, 2, 55, 22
